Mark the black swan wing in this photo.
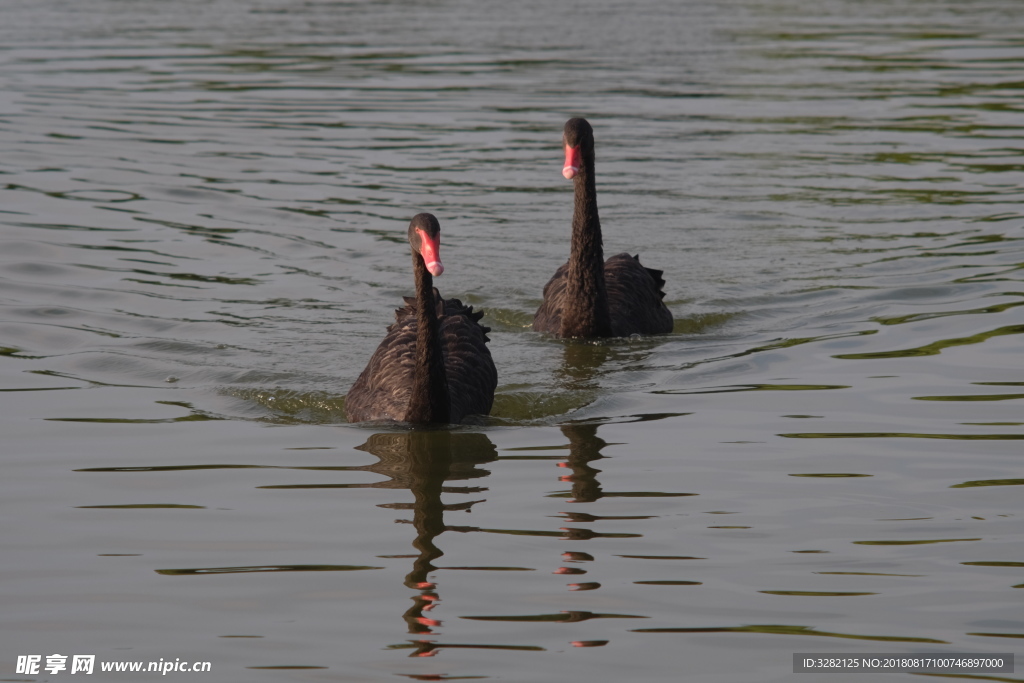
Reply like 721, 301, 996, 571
531, 261, 570, 334
344, 308, 418, 422
604, 252, 673, 335
439, 295, 497, 423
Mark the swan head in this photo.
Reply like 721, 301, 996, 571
562, 117, 593, 180
409, 213, 444, 276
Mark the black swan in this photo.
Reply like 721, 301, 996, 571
533, 118, 673, 338
345, 213, 497, 424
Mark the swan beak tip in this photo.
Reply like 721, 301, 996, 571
562, 166, 578, 180
426, 261, 444, 276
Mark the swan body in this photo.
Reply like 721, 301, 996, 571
533, 118, 672, 338
346, 214, 496, 424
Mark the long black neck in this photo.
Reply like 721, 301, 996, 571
562, 149, 612, 338
406, 254, 450, 424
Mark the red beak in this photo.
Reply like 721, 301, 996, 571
563, 144, 581, 179
416, 229, 444, 276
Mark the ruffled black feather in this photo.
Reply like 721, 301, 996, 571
347, 288, 496, 423
534, 252, 672, 336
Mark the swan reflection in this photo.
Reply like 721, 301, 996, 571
354, 430, 496, 644
557, 422, 608, 504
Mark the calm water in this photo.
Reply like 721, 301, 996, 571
2, 0, 1023, 681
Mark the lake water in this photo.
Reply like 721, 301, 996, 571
2, 0, 1022, 681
